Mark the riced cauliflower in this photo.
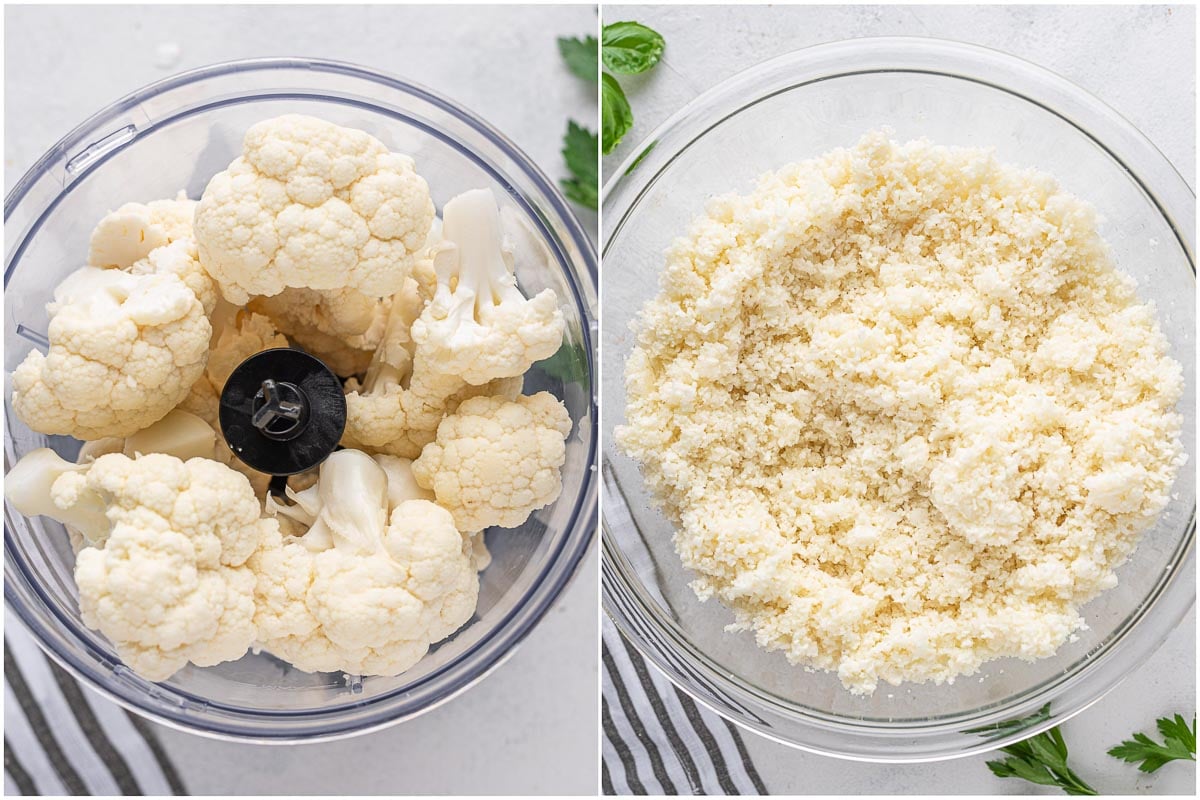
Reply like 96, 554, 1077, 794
618, 132, 1186, 695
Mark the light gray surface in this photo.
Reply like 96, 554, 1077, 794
601, 4, 1195, 795
5, 4, 599, 795
602, 4, 1195, 186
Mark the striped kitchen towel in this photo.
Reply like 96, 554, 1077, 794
602, 618, 768, 796
3, 612, 186, 796
601, 461, 767, 796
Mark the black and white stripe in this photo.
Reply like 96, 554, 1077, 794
602, 617, 768, 796
601, 459, 768, 796
4, 612, 186, 796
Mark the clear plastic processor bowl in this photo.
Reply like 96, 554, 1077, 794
601, 38, 1194, 761
5, 59, 597, 741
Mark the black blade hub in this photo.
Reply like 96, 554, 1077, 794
219, 348, 346, 476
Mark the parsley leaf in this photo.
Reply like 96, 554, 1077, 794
601, 72, 633, 155
966, 703, 1053, 738
986, 727, 1099, 795
557, 35, 598, 82
1108, 714, 1197, 773
560, 120, 598, 210
602, 21, 665, 75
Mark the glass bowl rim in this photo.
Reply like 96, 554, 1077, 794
600, 35, 1195, 762
4, 56, 599, 743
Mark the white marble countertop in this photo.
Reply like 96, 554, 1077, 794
602, 4, 1195, 794
5, 4, 599, 794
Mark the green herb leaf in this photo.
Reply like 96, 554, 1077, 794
560, 120, 598, 210
1108, 715, 1197, 773
536, 338, 589, 384
601, 73, 633, 155
558, 35, 598, 82
986, 727, 1099, 795
623, 140, 658, 176
602, 21, 665, 75
966, 703, 1053, 737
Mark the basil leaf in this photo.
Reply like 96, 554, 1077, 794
601, 73, 633, 155
602, 21, 665, 75
557, 35, 598, 82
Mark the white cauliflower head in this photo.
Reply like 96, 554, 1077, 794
14, 451, 270, 681
410, 188, 565, 385
253, 450, 477, 676
194, 114, 435, 304
412, 392, 572, 531
11, 267, 211, 440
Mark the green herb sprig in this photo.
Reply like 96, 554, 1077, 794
558, 34, 598, 82
560, 121, 598, 210
1108, 714, 1196, 773
599, 21, 665, 154
986, 726, 1099, 796
555, 20, 665, 209
556, 33, 600, 210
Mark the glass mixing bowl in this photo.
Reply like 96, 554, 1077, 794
601, 37, 1195, 761
5, 58, 597, 741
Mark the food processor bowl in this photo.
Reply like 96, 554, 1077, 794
5, 58, 597, 742
601, 37, 1194, 761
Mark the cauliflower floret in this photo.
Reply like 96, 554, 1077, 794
127, 237, 219, 316
88, 191, 198, 269
410, 188, 564, 385
374, 454, 435, 510
122, 409, 217, 461
8, 451, 270, 681
5, 448, 111, 546
181, 308, 289, 427
248, 287, 388, 377
194, 114, 434, 304
178, 376, 221, 427
412, 392, 572, 532
252, 450, 477, 676
76, 524, 259, 681
67, 408, 272, 501
206, 309, 290, 390
11, 268, 211, 440
340, 276, 522, 457
343, 354, 522, 459
88, 193, 218, 316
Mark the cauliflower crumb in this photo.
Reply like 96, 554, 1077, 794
617, 132, 1186, 695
